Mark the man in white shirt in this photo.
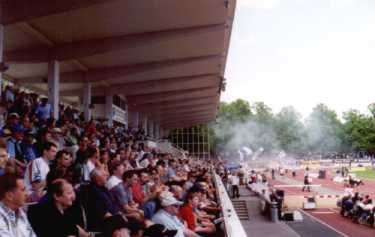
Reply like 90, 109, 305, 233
24, 142, 57, 192
229, 172, 240, 198
107, 160, 125, 190
83, 147, 98, 182
0, 174, 36, 237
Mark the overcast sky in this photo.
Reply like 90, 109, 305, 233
223, 0, 375, 118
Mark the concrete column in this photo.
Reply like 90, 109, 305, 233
155, 123, 160, 139
141, 114, 148, 134
83, 82, 92, 121
124, 104, 129, 130
164, 129, 170, 137
105, 92, 113, 127
148, 119, 154, 138
128, 110, 139, 129
160, 128, 164, 138
0, 25, 4, 98
48, 60, 60, 119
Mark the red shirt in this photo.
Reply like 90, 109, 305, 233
179, 204, 196, 230
131, 183, 145, 204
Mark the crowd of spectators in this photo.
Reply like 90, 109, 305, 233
0, 85, 224, 237
339, 191, 375, 226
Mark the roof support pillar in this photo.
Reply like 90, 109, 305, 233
148, 119, 154, 138
160, 128, 164, 139
105, 91, 113, 127
154, 123, 160, 139
128, 110, 139, 129
141, 114, 148, 135
83, 82, 92, 122
0, 25, 4, 98
48, 60, 60, 119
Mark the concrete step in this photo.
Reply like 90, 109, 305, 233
231, 200, 250, 221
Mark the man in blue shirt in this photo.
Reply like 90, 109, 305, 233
35, 98, 53, 122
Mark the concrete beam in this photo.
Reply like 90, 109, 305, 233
1, 0, 114, 25
14, 55, 221, 84
161, 119, 213, 129
129, 96, 218, 111
159, 113, 215, 123
60, 74, 219, 96
127, 87, 219, 105
6, 23, 226, 63
149, 105, 216, 117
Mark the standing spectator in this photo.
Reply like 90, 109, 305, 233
0, 173, 37, 237
302, 174, 311, 192
35, 98, 53, 122
4, 86, 15, 103
229, 172, 240, 198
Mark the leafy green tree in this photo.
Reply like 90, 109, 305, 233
343, 109, 375, 154
305, 104, 344, 153
274, 106, 306, 152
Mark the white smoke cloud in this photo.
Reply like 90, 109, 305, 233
238, 0, 281, 9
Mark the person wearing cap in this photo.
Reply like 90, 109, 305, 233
20, 130, 37, 163
152, 191, 200, 237
6, 126, 26, 171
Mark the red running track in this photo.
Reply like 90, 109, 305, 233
284, 169, 375, 197
268, 178, 312, 195
305, 208, 375, 237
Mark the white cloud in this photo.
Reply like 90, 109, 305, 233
238, 0, 281, 9
329, 0, 354, 8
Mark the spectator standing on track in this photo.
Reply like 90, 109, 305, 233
229, 172, 240, 198
302, 174, 311, 192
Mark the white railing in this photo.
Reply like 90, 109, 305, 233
213, 173, 248, 237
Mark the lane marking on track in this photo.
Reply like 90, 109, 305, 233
329, 208, 340, 214
298, 209, 348, 237
311, 211, 335, 214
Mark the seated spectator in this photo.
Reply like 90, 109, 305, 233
152, 191, 199, 237
82, 146, 99, 182
180, 192, 216, 236
111, 170, 144, 222
20, 130, 37, 163
79, 168, 120, 232
28, 179, 90, 237
0, 173, 36, 237
107, 160, 125, 190
6, 126, 26, 170
24, 142, 57, 193
50, 150, 75, 184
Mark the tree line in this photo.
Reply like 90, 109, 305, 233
213, 99, 375, 155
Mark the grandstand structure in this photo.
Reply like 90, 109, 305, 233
0, 1, 251, 237
0, 0, 235, 136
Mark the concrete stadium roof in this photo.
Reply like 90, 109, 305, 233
1, 0, 236, 129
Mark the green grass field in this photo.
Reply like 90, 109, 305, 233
353, 169, 375, 180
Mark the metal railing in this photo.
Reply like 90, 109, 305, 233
213, 173, 248, 237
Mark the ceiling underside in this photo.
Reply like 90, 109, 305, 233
1, 0, 236, 128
